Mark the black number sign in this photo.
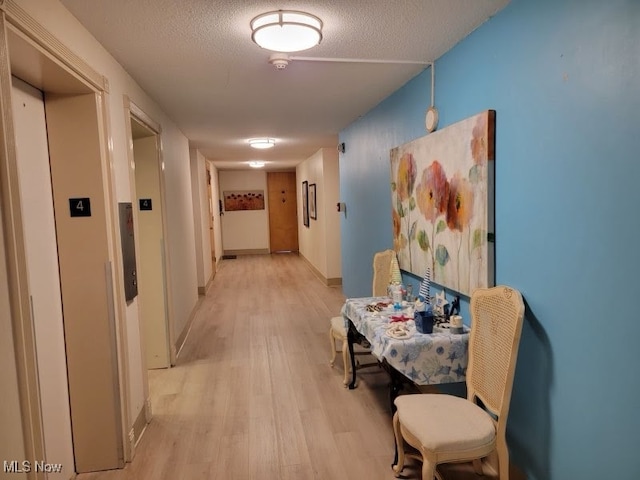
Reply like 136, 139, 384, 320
139, 198, 153, 211
69, 198, 91, 217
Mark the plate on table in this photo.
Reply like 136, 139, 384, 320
365, 301, 393, 313
385, 323, 414, 340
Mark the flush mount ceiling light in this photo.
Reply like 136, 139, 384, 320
250, 10, 323, 53
248, 161, 266, 168
248, 138, 276, 149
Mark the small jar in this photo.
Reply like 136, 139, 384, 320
390, 282, 403, 306
405, 284, 413, 302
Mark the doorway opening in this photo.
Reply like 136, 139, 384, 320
127, 103, 175, 370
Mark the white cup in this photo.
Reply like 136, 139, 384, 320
450, 315, 463, 328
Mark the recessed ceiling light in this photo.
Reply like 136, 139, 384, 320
249, 161, 266, 168
248, 138, 276, 149
250, 10, 323, 53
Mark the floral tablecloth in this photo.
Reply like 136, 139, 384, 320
341, 297, 469, 386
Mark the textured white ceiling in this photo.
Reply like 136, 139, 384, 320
59, 0, 509, 170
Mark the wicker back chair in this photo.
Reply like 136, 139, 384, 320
329, 249, 397, 385
392, 285, 525, 479
372, 249, 395, 296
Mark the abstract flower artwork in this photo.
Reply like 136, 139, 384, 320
390, 110, 495, 296
223, 190, 265, 211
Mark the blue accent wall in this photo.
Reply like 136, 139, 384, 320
339, 1, 640, 478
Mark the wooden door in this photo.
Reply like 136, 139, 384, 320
267, 172, 299, 252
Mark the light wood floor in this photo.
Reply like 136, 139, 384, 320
77, 253, 495, 480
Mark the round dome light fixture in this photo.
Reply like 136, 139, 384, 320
248, 161, 266, 168
248, 138, 276, 149
250, 10, 323, 53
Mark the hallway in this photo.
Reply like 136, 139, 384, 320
77, 254, 491, 480
77, 254, 398, 479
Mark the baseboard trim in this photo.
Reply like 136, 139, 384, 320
197, 271, 215, 296
174, 296, 203, 360
299, 253, 342, 286
132, 403, 148, 446
223, 248, 270, 256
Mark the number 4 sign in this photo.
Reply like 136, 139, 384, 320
69, 198, 92, 217
139, 198, 153, 211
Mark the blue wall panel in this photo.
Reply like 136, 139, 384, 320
339, 71, 429, 298
339, 1, 640, 478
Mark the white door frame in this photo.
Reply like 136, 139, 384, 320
124, 97, 177, 367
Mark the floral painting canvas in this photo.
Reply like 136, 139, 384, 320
223, 190, 265, 211
390, 110, 495, 297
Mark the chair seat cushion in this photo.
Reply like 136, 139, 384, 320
330, 316, 347, 337
394, 394, 495, 454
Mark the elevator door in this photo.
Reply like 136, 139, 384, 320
133, 131, 170, 369
12, 76, 74, 477
13, 75, 124, 473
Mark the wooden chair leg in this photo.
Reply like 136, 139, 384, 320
329, 327, 337, 367
341, 337, 350, 385
422, 458, 436, 480
472, 459, 484, 475
496, 439, 510, 480
391, 412, 405, 476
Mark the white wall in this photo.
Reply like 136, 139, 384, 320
322, 149, 342, 279
296, 148, 342, 281
158, 129, 198, 344
219, 170, 269, 252
189, 148, 212, 288
15, 0, 199, 462
298, 150, 325, 271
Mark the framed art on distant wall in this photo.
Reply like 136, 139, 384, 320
223, 190, 265, 211
302, 180, 309, 227
309, 183, 317, 220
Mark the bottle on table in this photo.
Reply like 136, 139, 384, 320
390, 282, 403, 310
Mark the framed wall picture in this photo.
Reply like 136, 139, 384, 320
302, 180, 309, 227
222, 190, 265, 211
390, 110, 495, 296
309, 183, 317, 220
